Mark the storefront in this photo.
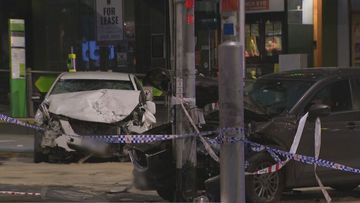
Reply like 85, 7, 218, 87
195, 0, 315, 78
351, 0, 360, 66
0, 0, 169, 116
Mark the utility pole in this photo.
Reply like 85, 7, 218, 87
219, 0, 246, 202
174, 0, 197, 201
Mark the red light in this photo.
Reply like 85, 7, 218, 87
187, 14, 194, 24
185, 0, 194, 9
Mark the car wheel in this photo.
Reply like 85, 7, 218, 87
246, 153, 285, 203
34, 130, 47, 163
331, 184, 359, 192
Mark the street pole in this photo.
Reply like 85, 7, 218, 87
219, 0, 246, 202
174, 0, 197, 201
174, 0, 185, 200
183, 0, 197, 199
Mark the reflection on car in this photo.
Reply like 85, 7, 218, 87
34, 71, 156, 163
129, 67, 360, 202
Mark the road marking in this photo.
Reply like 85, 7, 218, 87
0, 140, 16, 143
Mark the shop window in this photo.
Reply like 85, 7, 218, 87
245, 23, 260, 58
287, 0, 313, 25
265, 21, 282, 56
245, 15, 284, 62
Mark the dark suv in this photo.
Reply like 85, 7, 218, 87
129, 68, 360, 202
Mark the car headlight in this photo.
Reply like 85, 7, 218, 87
35, 102, 50, 126
34, 109, 44, 125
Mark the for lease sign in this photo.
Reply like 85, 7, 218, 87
96, 0, 123, 41
246, 0, 269, 11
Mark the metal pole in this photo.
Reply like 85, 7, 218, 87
173, 0, 197, 201
168, 0, 175, 122
219, 0, 246, 202
26, 68, 34, 117
183, 0, 197, 199
174, 0, 185, 200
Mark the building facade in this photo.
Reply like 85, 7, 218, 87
0, 0, 356, 116
0, 0, 169, 116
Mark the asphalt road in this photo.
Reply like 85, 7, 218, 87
0, 155, 164, 202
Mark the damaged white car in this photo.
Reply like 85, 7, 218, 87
34, 71, 156, 163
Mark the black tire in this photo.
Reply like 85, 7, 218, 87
331, 184, 359, 192
246, 153, 285, 203
34, 130, 47, 163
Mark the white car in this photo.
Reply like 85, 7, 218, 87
34, 71, 156, 163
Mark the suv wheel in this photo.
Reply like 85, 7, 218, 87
246, 153, 285, 203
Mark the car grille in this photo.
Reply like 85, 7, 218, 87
68, 118, 119, 135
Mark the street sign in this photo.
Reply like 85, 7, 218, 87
96, 0, 123, 41
9, 18, 27, 117
35, 76, 56, 93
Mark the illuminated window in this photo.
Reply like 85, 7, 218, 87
245, 23, 260, 58
265, 21, 282, 56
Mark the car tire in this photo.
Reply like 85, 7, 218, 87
245, 152, 285, 203
34, 130, 47, 163
331, 184, 359, 192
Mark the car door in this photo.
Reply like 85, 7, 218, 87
294, 79, 360, 186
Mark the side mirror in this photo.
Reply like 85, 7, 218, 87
309, 104, 331, 118
145, 101, 156, 115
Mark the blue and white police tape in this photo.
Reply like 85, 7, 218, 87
0, 114, 44, 131
3, 112, 360, 176
242, 139, 360, 175
87, 130, 218, 144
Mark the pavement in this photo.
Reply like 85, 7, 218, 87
0, 122, 35, 153
0, 156, 164, 202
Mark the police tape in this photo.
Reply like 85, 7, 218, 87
0, 114, 44, 131
0, 190, 41, 196
2, 113, 360, 175
242, 139, 360, 175
87, 130, 218, 144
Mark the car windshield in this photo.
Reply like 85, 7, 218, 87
50, 79, 135, 95
247, 79, 314, 116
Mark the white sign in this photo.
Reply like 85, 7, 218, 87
96, 0, 123, 41
11, 36, 25, 47
11, 48, 25, 79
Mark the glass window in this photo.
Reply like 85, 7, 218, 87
245, 23, 260, 58
247, 79, 314, 116
50, 79, 135, 95
265, 21, 282, 56
287, 0, 313, 25
350, 78, 360, 110
310, 80, 352, 112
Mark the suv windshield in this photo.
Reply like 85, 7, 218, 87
50, 79, 135, 95
247, 79, 314, 116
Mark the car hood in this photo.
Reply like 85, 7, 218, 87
48, 89, 141, 123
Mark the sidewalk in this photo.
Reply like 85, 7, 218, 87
0, 122, 36, 135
